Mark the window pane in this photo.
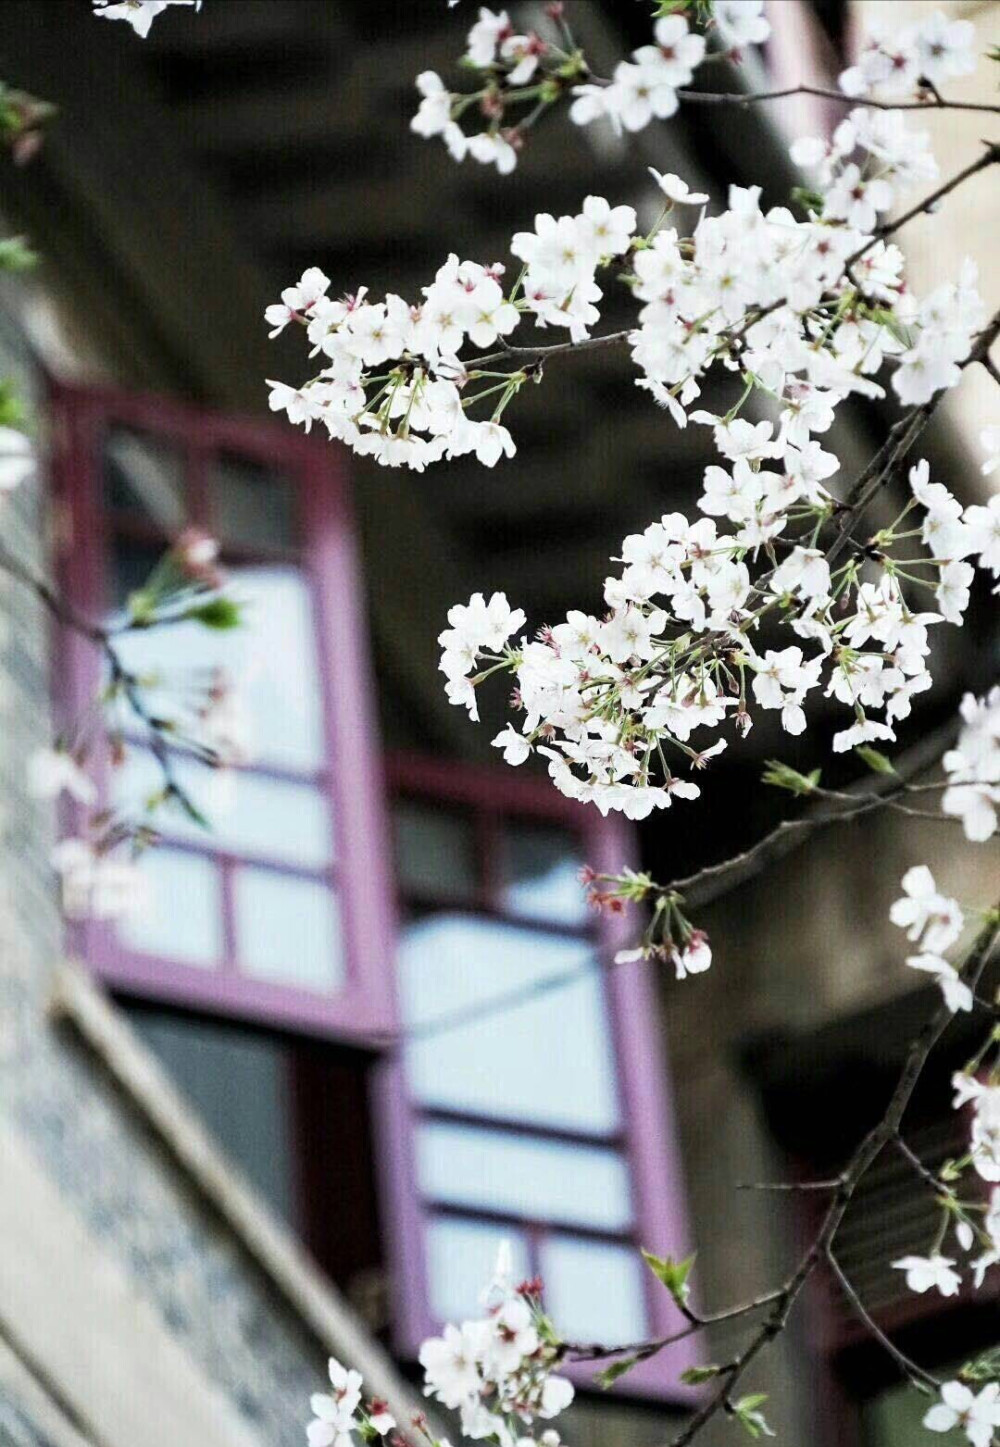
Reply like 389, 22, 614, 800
210, 453, 296, 551
112, 748, 334, 868
117, 847, 222, 967
235, 867, 343, 992
500, 822, 588, 925
425, 1219, 530, 1324
130, 1009, 295, 1222
111, 561, 327, 773
541, 1237, 647, 1344
399, 915, 621, 1133
394, 801, 477, 899
104, 427, 186, 531
417, 1121, 633, 1231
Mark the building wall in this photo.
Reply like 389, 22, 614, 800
0, 297, 357, 1447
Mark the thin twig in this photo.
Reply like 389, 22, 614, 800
673, 82, 1000, 117
826, 1248, 939, 1389
661, 908, 999, 1447
894, 1133, 950, 1197
736, 1177, 845, 1193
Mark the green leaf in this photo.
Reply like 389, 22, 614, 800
854, 746, 895, 775
733, 1395, 775, 1439
762, 760, 821, 796
680, 1364, 723, 1385
790, 185, 825, 216
184, 596, 242, 630
171, 787, 210, 830
595, 1354, 641, 1388
641, 1249, 695, 1305
126, 588, 157, 626
0, 379, 25, 429
0, 236, 38, 272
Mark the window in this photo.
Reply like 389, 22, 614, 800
49, 382, 397, 1041
377, 756, 699, 1398
49, 383, 696, 1400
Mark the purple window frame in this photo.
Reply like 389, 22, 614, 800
373, 754, 701, 1401
48, 379, 398, 1043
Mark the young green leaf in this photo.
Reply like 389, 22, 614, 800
680, 1364, 723, 1385
184, 597, 242, 630
762, 760, 821, 795
732, 1394, 775, 1439
854, 746, 896, 775
641, 1249, 695, 1305
595, 1354, 641, 1389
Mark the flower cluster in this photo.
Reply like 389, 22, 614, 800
569, 12, 708, 136
439, 447, 997, 815
92, 0, 202, 39
266, 258, 530, 471
838, 8, 977, 100
304, 1247, 573, 1447
942, 688, 1000, 843
420, 1246, 573, 1447
271, 111, 983, 477
412, 5, 573, 175
890, 865, 970, 1014
886, 876, 1000, 1332
306, 1358, 396, 1447
410, 4, 772, 173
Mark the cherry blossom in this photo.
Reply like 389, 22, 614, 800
904, 952, 973, 1014
890, 1252, 961, 1297
890, 865, 964, 953
27, 747, 96, 805
942, 688, 1000, 842
91, 0, 201, 38
0, 426, 34, 491
923, 1381, 1000, 1447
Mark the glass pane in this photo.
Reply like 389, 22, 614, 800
394, 801, 477, 899
425, 1219, 530, 1324
117, 847, 222, 967
417, 1121, 633, 1231
111, 558, 327, 773
104, 427, 186, 531
500, 821, 588, 925
541, 1237, 647, 1343
210, 453, 296, 551
130, 1008, 295, 1223
399, 915, 621, 1133
112, 748, 334, 868
235, 867, 343, 992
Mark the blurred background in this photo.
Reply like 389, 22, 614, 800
0, 4, 997, 1447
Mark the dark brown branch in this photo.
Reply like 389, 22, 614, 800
894, 1133, 951, 1196
826, 305, 1000, 565
674, 82, 1000, 117
659, 715, 958, 911
0, 538, 107, 643
826, 1248, 939, 1389
663, 907, 1000, 1447
736, 1176, 845, 1193
844, 143, 1000, 273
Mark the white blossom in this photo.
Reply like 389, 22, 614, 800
92, 0, 201, 39
891, 1252, 961, 1297
924, 1382, 1000, 1447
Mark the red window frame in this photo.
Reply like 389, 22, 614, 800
374, 754, 701, 1401
48, 380, 397, 1042
48, 380, 699, 1401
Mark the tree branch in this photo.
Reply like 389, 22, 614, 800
673, 82, 1000, 117
826, 1248, 939, 1389
662, 906, 1000, 1447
